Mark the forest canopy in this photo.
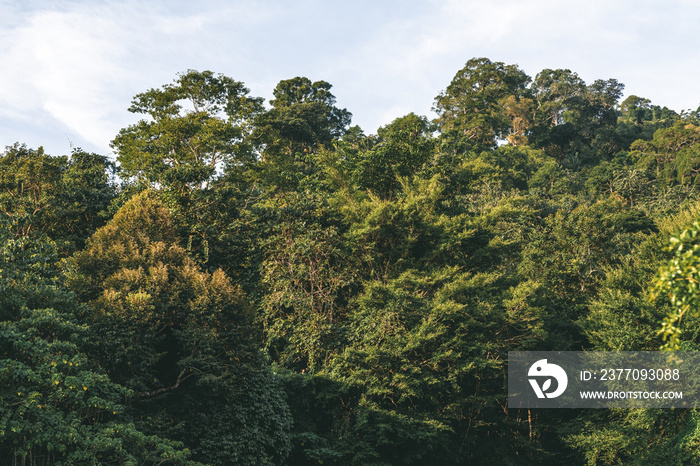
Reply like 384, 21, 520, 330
3, 59, 700, 465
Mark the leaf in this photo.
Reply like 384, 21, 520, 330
542, 379, 552, 392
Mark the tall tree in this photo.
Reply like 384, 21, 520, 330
65, 190, 292, 464
252, 77, 352, 191
352, 113, 436, 198
532, 68, 587, 129
530, 69, 624, 161
254, 77, 352, 158
433, 57, 531, 153
0, 220, 197, 465
112, 70, 263, 191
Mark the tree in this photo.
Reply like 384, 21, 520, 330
617, 95, 679, 149
517, 196, 656, 348
53, 149, 116, 250
580, 78, 626, 156
567, 208, 700, 466
255, 174, 547, 464
252, 77, 352, 191
433, 57, 531, 153
0, 144, 64, 238
254, 77, 352, 157
632, 120, 700, 186
532, 69, 587, 128
352, 113, 436, 198
112, 70, 264, 191
0, 219, 197, 465
0, 144, 116, 252
620, 95, 653, 125
257, 192, 353, 373
65, 190, 292, 464
529, 70, 625, 161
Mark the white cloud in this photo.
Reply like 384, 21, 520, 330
2, 0, 700, 154
0, 1, 280, 154
1, 3, 147, 152
332, 0, 700, 132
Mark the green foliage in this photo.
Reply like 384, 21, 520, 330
0, 221, 197, 465
0, 221, 63, 322
529, 69, 625, 161
9, 57, 700, 465
434, 57, 531, 153
112, 70, 264, 190
177, 370, 292, 465
584, 260, 666, 351
0, 144, 115, 252
65, 190, 291, 464
454, 145, 543, 195
256, 172, 547, 463
565, 409, 700, 465
352, 113, 435, 198
0, 144, 63, 237
520, 196, 654, 299
252, 77, 352, 191
67, 190, 256, 377
262, 77, 352, 150
653, 220, 700, 349
257, 192, 353, 372
0, 310, 198, 466
632, 121, 700, 189
616, 95, 680, 153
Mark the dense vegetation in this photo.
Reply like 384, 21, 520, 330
3, 58, 700, 464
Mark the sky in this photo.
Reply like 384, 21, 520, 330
2, 0, 700, 158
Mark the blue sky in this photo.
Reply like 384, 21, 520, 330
2, 0, 700, 157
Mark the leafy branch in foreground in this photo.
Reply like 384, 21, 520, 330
653, 221, 700, 349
